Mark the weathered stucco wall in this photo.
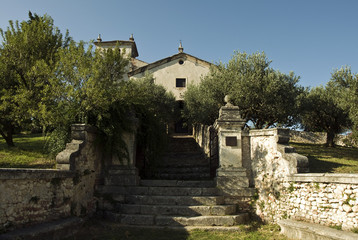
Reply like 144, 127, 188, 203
131, 55, 210, 100
0, 124, 102, 233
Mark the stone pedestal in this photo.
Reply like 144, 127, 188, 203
214, 99, 250, 195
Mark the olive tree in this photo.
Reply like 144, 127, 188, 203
184, 51, 303, 129
299, 86, 351, 147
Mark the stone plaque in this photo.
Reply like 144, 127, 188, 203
225, 136, 237, 146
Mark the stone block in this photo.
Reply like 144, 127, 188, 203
278, 219, 358, 240
209, 205, 236, 216
216, 176, 249, 190
156, 216, 184, 226
120, 214, 154, 225
105, 175, 140, 186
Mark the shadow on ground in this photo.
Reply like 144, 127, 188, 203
308, 156, 347, 173
66, 219, 191, 240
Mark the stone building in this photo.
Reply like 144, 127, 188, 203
94, 34, 212, 133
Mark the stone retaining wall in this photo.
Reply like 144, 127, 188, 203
193, 125, 358, 231
256, 173, 358, 231
0, 124, 102, 233
0, 169, 75, 231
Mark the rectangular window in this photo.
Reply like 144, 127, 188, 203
176, 78, 186, 88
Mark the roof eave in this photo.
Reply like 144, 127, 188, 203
128, 52, 213, 77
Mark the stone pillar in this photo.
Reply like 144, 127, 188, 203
107, 117, 140, 186
214, 96, 249, 195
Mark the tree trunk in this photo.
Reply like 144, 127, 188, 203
0, 125, 15, 147
326, 131, 335, 147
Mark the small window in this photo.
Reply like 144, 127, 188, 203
179, 59, 184, 65
176, 78, 186, 88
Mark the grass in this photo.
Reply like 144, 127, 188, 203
290, 142, 358, 173
66, 219, 287, 240
0, 133, 55, 169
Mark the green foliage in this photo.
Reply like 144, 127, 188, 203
184, 51, 303, 128
329, 224, 342, 230
0, 11, 175, 161
288, 182, 296, 193
45, 126, 71, 158
0, 12, 70, 146
49, 41, 176, 160
121, 74, 177, 164
328, 67, 358, 141
44, 40, 131, 157
343, 196, 356, 206
298, 86, 351, 147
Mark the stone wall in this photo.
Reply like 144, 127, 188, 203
0, 169, 75, 231
257, 173, 358, 231
193, 124, 214, 158
0, 124, 102, 233
248, 128, 308, 220
290, 130, 357, 147
249, 129, 358, 230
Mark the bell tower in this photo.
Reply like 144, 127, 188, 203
93, 34, 139, 59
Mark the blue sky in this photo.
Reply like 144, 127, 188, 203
0, 0, 357, 87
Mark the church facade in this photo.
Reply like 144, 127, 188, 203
94, 34, 212, 100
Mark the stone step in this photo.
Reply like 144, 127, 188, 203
116, 204, 237, 216
104, 175, 140, 186
167, 137, 201, 153
106, 213, 249, 227
97, 185, 219, 196
149, 166, 210, 174
150, 172, 211, 180
107, 168, 138, 175
157, 214, 249, 227
140, 179, 215, 188
124, 195, 225, 206
160, 153, 209, 166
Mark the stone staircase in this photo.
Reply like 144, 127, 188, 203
146, 135, 211, 180
96, 179, 249, 227
96, 135, 250, 227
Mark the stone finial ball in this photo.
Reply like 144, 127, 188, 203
224, 95, 231, 104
